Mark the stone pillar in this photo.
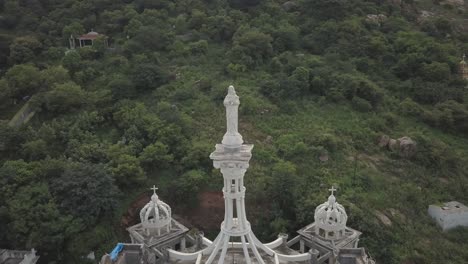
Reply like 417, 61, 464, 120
181, 237, 186, 251
278, 233, 288, 244
308, 249, 319, 264
300, 240, 305, 253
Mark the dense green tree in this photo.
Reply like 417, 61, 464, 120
139, 141, 173, 169
131, 63, 170, 90
302, 0, 350, 20
230, 28, 273, 67
42, 66, 70, 88
62, 51, 82, 73
21, 139, 48, 161
50, 163, 119, 226
170, 170, 207, 205
6, 184, 80, 258
8, 36, 42, 64
4, 64, 42, 99
107, 144, 146, 186
41, 82, 86, 113
228, 0, 261, 9
419, 62, 451, 82
62, 22, 85, 40
107, 74, 136, 99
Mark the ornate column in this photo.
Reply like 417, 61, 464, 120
206, 85, 267, 264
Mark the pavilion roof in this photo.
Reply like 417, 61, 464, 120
78, 31, 106, 40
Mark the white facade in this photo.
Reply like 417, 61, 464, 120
428, 201, 468, 231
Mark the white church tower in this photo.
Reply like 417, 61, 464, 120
206, 85, 267, 263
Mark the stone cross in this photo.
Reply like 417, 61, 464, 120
151, 185, 158, 194
328, 186, 337, 195
463, 54, 466, 62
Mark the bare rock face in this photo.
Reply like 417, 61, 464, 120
374, 210, 392, 227
441, 0, 465, 8
388, 138, 399, 152
418, 10, 436, 23
319, 152, 329, 162
398, 136, 417, 158
282, 1, 298, 12
366, 14, 388, 24
378, 135, 390, 148
378, 135, 417, 158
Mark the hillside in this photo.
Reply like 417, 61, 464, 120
0, 0, 468, 263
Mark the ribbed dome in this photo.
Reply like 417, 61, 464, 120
314, 187, 347, 240
140, 186, 172, 235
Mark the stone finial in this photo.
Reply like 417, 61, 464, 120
151, 185, 159, 202
328, 186, 337, 196
222, 85, 244, 147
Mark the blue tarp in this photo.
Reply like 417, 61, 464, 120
110, 243, 124, 261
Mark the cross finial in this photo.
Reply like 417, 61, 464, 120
463, 54, 466, 62
151, 185, 158, 194
328, 186, 337, 195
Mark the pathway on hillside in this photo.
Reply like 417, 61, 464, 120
8, 99, 35, 128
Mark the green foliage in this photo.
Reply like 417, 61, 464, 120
131, 63, 170, 90
1, 0, 468, 263
50, 162, 119, 227
229, 28, 273, 68
8, 36, 42, 64
40, 82, 86, 113
62, 51, 82, 73
419, 62, 451, 81
42, 66, 71, 88
139, 141, 174, 169
170, 169, 207, 205
352, 96, 373, 112
4, 64, 42, 98
107, 144, 146, 186
62, 22, 85, 39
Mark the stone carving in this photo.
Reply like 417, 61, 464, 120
222, 86, 244, 147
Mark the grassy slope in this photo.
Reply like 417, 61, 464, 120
108, 45, 468, 262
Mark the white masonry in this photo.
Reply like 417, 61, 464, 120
205, 85, 267, 264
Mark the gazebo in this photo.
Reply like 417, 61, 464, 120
69, 30, 108, 49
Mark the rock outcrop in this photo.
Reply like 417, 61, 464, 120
378, 135, 417, 158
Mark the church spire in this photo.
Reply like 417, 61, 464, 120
207, 85, 270, 264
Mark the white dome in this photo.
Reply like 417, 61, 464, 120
140, 186, 172, 235
314, 187, 347, 240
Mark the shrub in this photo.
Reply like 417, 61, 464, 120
399, 98, 424, 116
352, 96, 373, 112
